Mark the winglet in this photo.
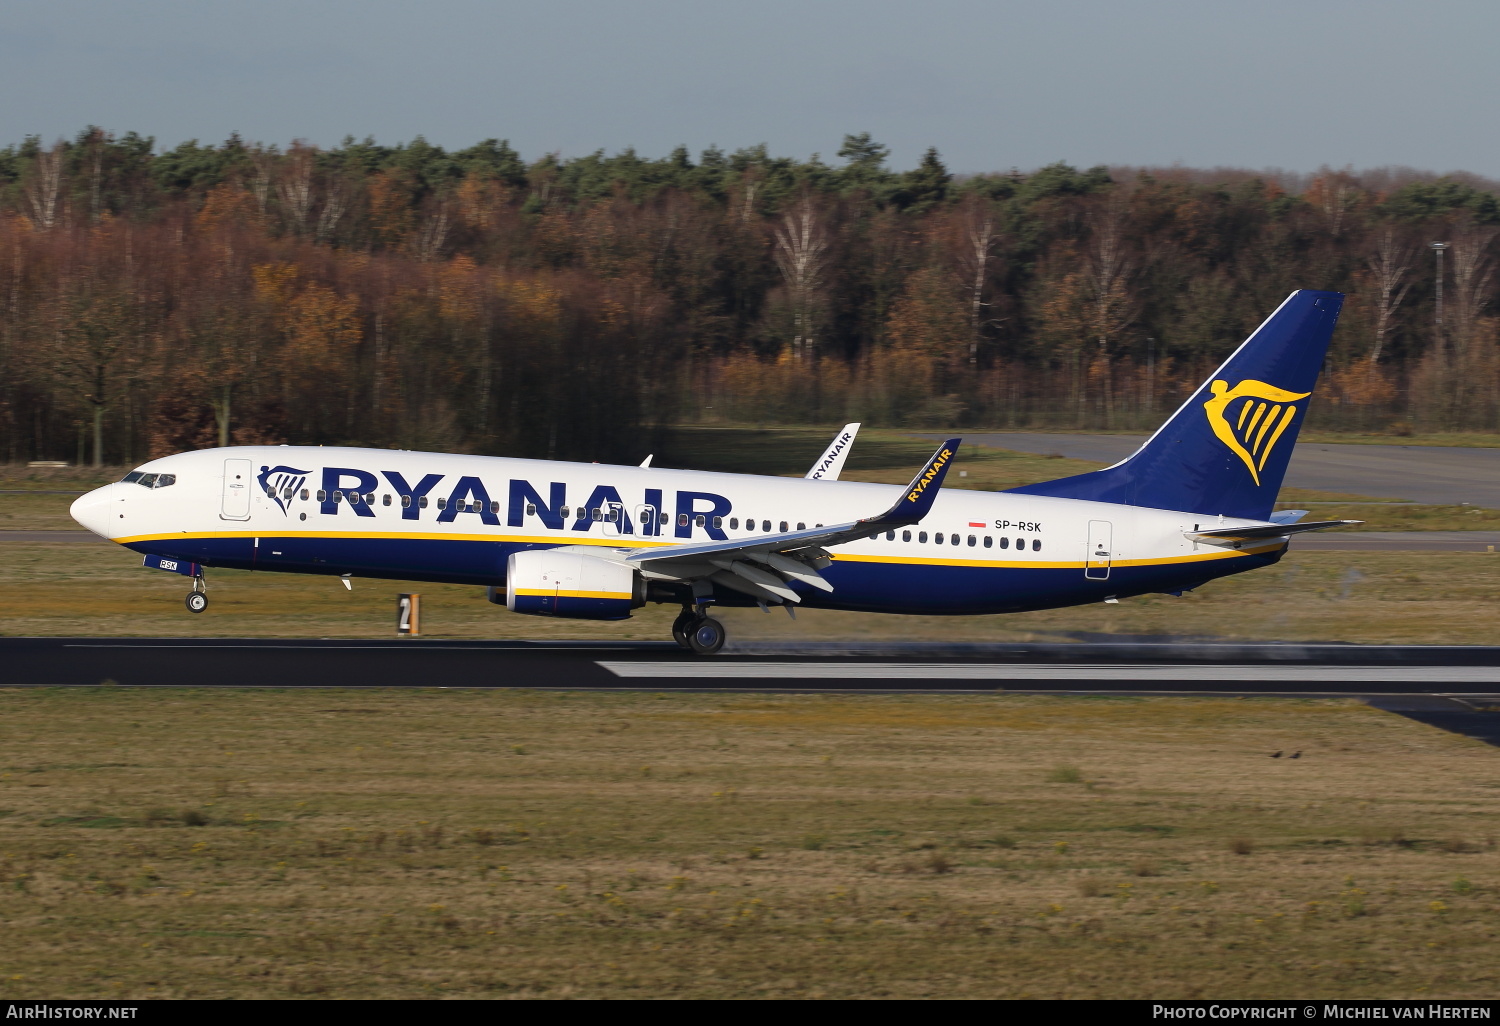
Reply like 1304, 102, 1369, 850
863, 437, 960, 528
805, 423, 861, 480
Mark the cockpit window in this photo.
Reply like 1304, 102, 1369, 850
121, 470, 175, 489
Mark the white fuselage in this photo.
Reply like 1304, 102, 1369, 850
71, 445, 1284, 615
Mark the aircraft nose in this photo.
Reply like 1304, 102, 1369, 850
70, 484, 120, 539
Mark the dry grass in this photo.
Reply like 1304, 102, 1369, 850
0, 687, 1496, 999
7, 544, 1500, 646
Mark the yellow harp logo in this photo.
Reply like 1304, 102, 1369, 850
1203, 379, 1310, 486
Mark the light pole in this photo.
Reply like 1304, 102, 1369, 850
1431, 241, 1449, 328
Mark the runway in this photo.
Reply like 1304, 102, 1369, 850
4, 637, 1498, 744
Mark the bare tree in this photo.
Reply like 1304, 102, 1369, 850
772, 197, 828, 360
1364, 227, 1414, 364
1087, 189, 1134, 352
956, 199, 1000, 364
315, 180, 351, 244
24, 143, 65, 231
276, 144, 316, 234
1449, 220, 1496, 358
415, 205, 451, 263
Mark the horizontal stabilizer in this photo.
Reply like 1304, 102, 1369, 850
1186, 519, 1361, 546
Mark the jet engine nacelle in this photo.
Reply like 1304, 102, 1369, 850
506, 549, 644, 620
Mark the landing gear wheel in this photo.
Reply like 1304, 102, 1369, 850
671, 609, 696, 651
185, 591, 208, 614
687, 616, 726, 656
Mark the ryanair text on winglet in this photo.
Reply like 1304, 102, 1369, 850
906, 448, 952, 503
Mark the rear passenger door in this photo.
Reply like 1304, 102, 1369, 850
1085, 520, 1112, 580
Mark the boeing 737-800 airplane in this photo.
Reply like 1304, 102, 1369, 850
70, 291, 1354, 654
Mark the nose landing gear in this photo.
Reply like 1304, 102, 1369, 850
185, 575, 208, 613
671, 605, 725, 655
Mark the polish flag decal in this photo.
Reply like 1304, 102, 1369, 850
968, 522, 986, 528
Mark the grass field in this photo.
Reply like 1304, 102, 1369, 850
6, 541, 1500, 647
0, 687, 1496, 999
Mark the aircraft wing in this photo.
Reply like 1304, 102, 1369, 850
805, 423, 861, 480
625, 437, 960, 605
1185, 519, 1362, 546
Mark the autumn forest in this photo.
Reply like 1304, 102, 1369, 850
2, 128, 1498, 467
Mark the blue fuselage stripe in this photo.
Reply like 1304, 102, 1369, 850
124, 535, 1278, 615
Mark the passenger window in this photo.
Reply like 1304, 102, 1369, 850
730, 517, 739, 529
419, 496, 428, 508
382, 494, 391, 506
886, 531, 894, 541
951, 534, 959, 546
967, 535, 976, 547
156, 474, 176, 488
919, 531, 928, 543
490, 501, 500, 514
400, 495, 411, 508
317, 490, 327, 502
999, 536, 1009, 549
332, 490, 344, 503
364, 493, 374, 505
678, 513, 688, 527
659, 513, 669, 525
797, 522, 805, 531
281, 487, 293, 499
609, 508, 620, 522
760, 520, 769, 532
435, 497, 446, 510
1016, 537, 1024, 550
1032, 539, 1041, 551
902, 530, 911, 542
301, 488, 310, 501
591, 508, 602, 521
695, 515, 706, 527
712, 516, 723, 529
779, 521, 788, 533
935, 532, 944, 545
983, 536, 992, 548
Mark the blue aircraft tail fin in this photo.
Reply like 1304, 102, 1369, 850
1007, 290, 1343, 520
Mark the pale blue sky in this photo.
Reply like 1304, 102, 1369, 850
3, 0, 1496, 174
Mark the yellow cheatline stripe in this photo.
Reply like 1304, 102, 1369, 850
512, 589, 632, 600
114, 531, 1282, 570
832, 542, 1282, 570
114, 530, 678, 548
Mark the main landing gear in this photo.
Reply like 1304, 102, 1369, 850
672, 606, 726, 656
185, 575, 208, 613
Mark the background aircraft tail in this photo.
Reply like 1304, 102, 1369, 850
1007, 290, 1344, 520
